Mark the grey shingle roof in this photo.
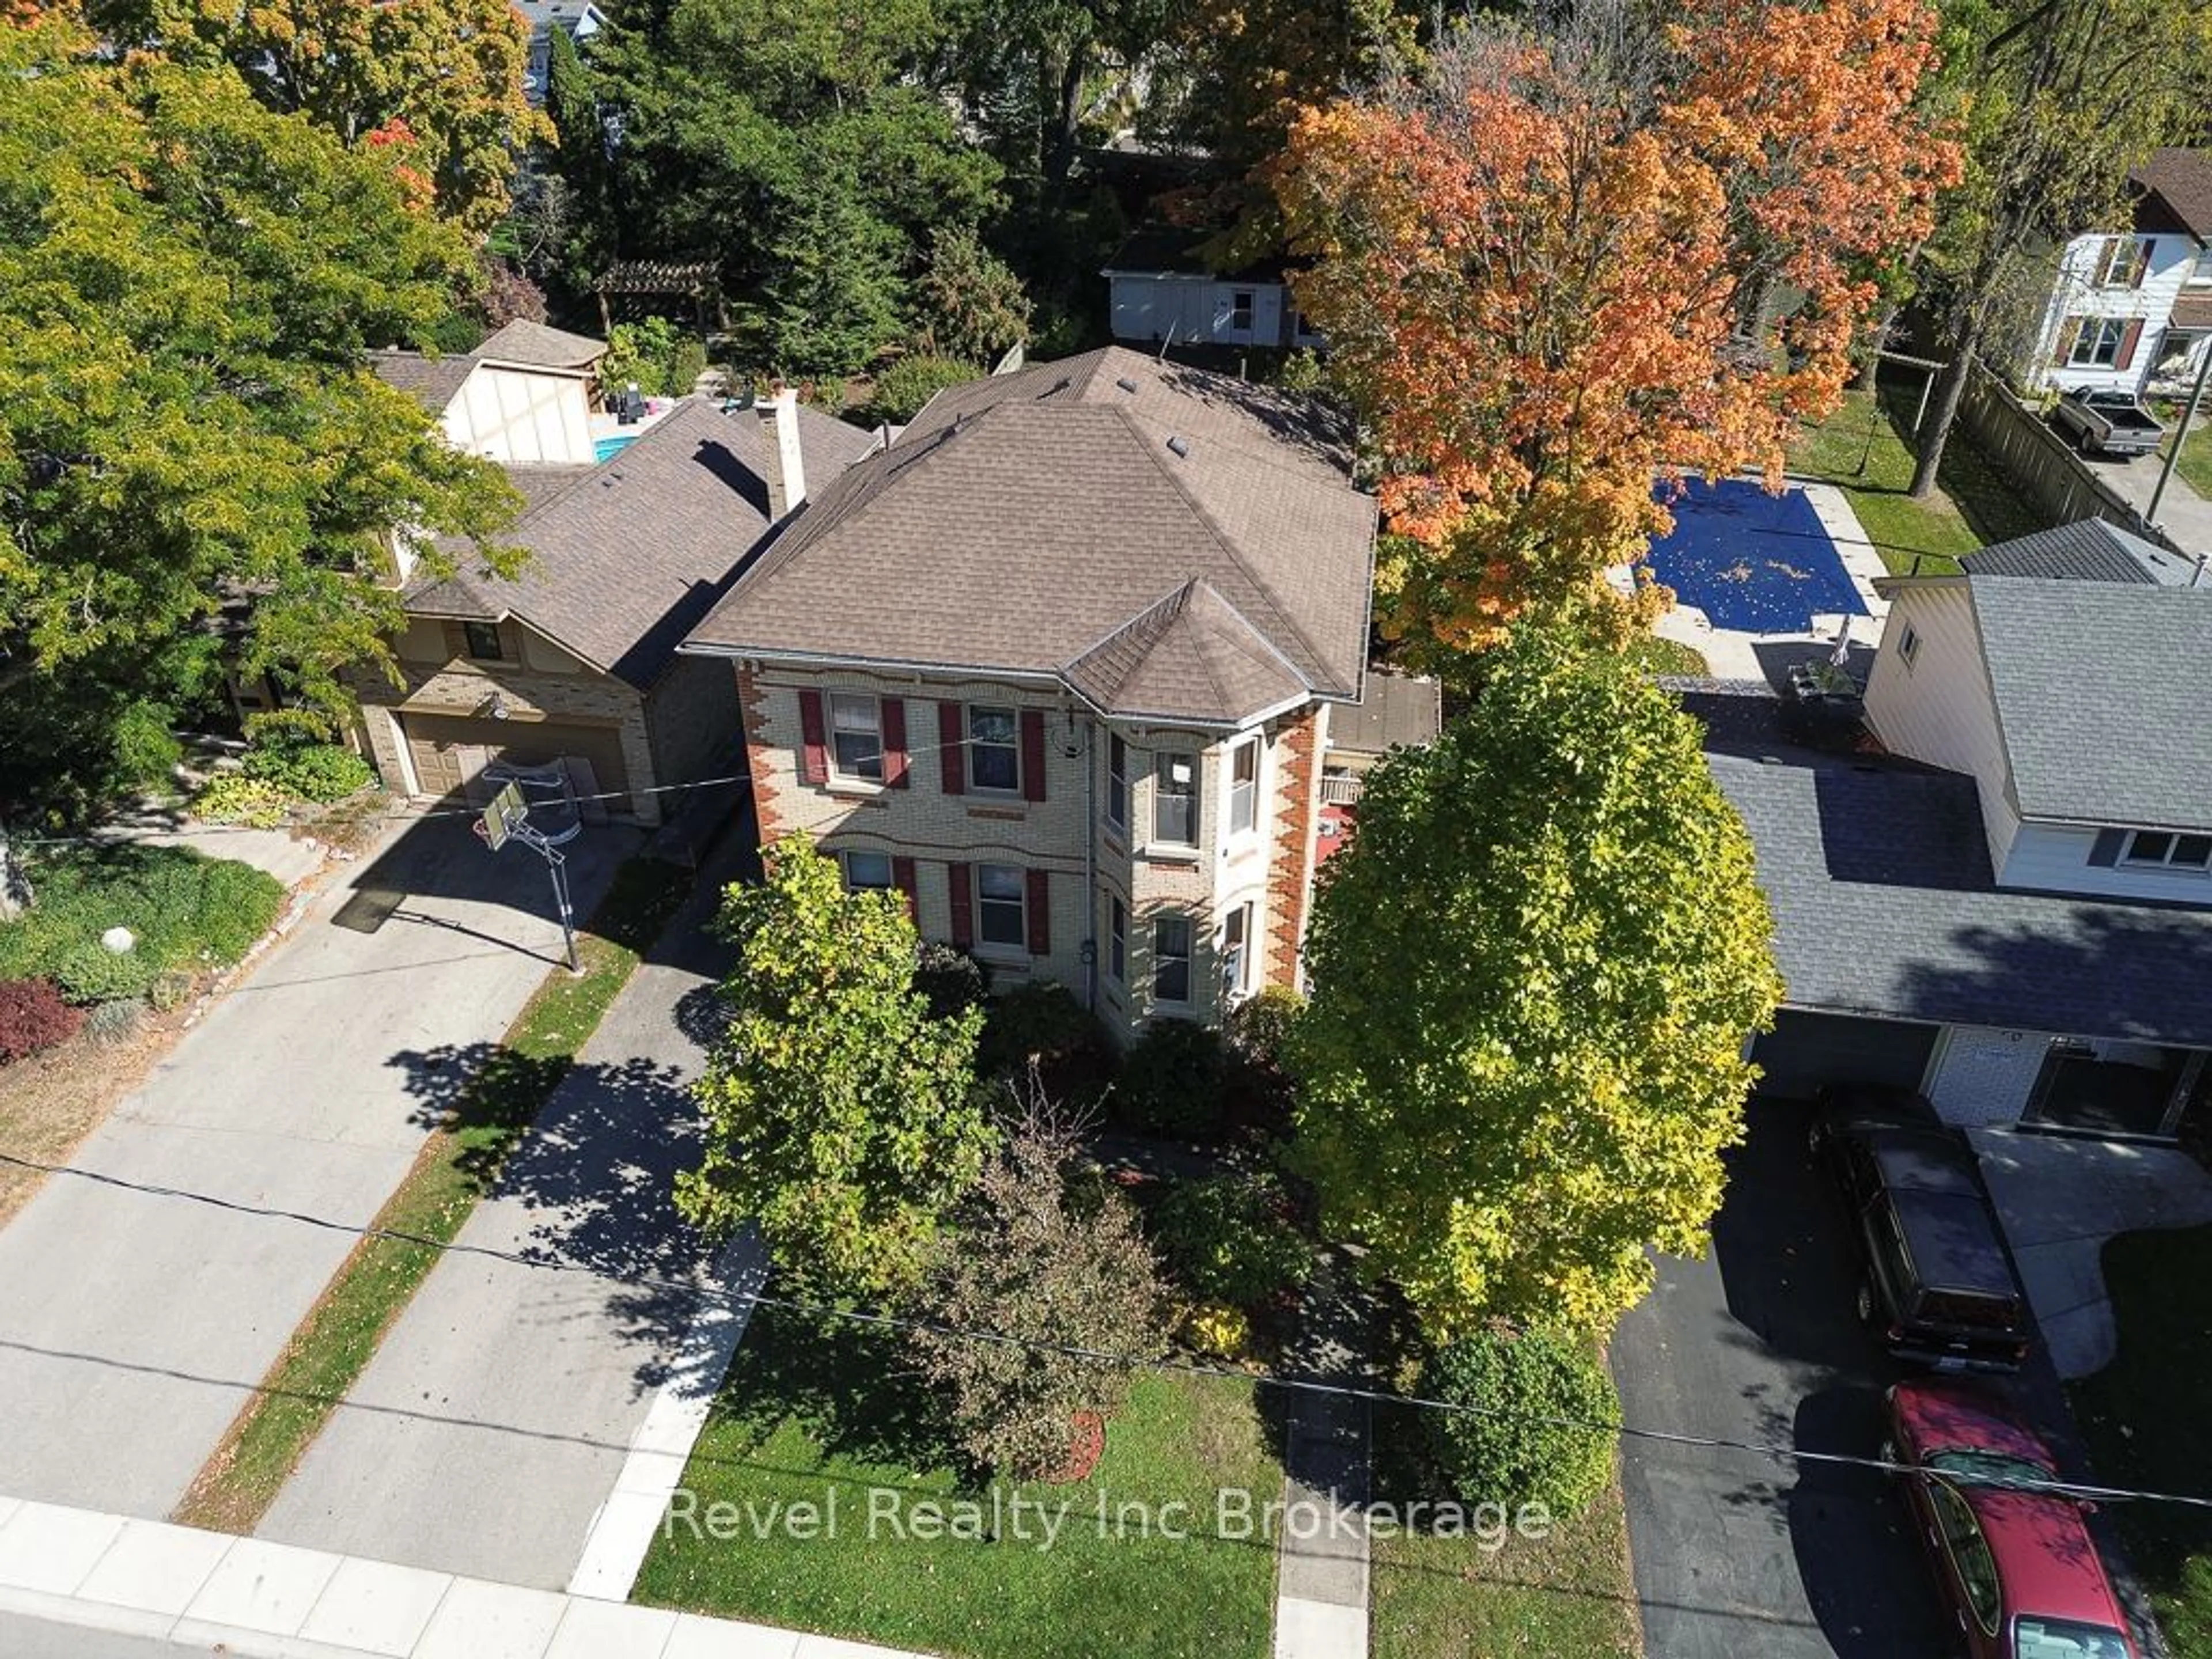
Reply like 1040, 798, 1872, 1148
1714, 752, 2212, 1046
372, 351, 474, 415
1325, 669, 1444, 756
1969, 576, 2212, 831
476, 318, 606, 371
684, 347, 1376, 725
1958, 520, 2196, 585
407, 400, 874, 688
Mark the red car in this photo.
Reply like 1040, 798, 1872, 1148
1887, 1380, 2137, 1659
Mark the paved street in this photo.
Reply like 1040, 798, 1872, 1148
1612, 1100, 1948, 1659
257, 836, 749, 1589
2092, 445, 2212, 560
0, 816, 637, 1518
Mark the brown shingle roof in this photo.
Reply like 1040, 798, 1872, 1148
2134, 149, 2212, 241
407, 400, 876, 688
476, 318, 607, 371
684, 347, 1376, 725
372, 350, 475, 415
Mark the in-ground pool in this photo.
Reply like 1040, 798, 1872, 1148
1644, 478, 1867, 633
593, 434, 639, 464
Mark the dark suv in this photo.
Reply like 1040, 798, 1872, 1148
1809, 1086, 2032, 1374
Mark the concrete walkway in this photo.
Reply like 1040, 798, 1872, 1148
1971, 1128, 2212, 1380
259, 840, 755, 1591
0, 1494, 934, 1658
1271, 1256, 1372, 1659
0, 816, 638, 1518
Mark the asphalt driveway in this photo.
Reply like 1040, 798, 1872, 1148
1612, 1099, 1949, 1659
0, 815, 637, 1518
257, 833, 751, 1589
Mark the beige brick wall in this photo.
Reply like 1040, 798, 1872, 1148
737, 659, 1324, 1043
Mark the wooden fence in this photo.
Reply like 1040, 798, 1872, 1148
1956, 361, 2182, 552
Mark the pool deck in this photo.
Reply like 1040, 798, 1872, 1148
1645, 479, 1890, 683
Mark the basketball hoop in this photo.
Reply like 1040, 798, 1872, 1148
475, 781, 528, 852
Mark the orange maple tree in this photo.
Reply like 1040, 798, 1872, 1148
1275, 0, 1961, 657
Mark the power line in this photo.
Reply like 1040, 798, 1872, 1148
0, 1147, 2203, 1514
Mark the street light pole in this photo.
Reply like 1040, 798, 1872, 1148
2147, 339, 2212, 528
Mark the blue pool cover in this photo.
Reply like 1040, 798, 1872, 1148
1645, 478, 1867, 633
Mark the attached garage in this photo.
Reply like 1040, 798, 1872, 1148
1752, 1012, 1941, 1101
399, 713, 630, 811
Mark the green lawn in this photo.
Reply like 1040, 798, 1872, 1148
1624, 635, 1710, 678
633, 1305, 1281, 1659
2148, 400, 2212, 499
175, 855, 691, 1532
2070, 1223, 2212, 1659
1786, 382, 2049, 576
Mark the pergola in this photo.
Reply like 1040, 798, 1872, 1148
592, 260, 726, 334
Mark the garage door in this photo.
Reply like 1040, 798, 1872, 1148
1752, 1011, 1940, 1100
400, 713, 631, 811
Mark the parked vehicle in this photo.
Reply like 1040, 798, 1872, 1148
2050, 389, 2167, 457
1809, 1085, 2033, 1373
1886, 1380, 2138, 1659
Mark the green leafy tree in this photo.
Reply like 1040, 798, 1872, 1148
0, 21, 520, 816
914, 225, 1033, 364
1909, 0, 2212, 497
1289, 630, 1783, 1340
683, 835, 997, 1300
910, 1107, 1165, 1478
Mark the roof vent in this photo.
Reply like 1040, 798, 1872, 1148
1165, 435, 1190, 459
1115, 376, 1139, 393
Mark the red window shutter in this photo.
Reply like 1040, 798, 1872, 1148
797, 689, 828, 786
891, 856, 918, 923
2131, 241, 2150, 288
1025, 869, 1050, 956
881, 698, 909, 788
947, 862, 973, 948
938, 702, 965, 795
2053, 317, 2082, 366
1021, 709, 1048, 803
2116, 318, 2145, 370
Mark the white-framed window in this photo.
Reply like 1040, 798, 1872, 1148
2065, 317, 2134, 368
462, 621, 505, 662
1106, 733, 1128, 831
1896, 623, 1921, 668
976, 863, 1026, 948
1221, 902, 1253, 997
2094, 235, 2150, 287
1108, 895, 1126, 984
2123, 830, 2212, 870
843, 850, 893, 892
1153, 913, 1192, 1003
968, 706, 1019, 793
829, 693, 883, 782
1155, 754, 1199, 846
1228, 737, 1261, 836
1229, 289, 1255, 333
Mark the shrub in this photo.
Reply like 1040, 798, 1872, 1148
1424, 1327, 1620, 1519
867, 355, 978, 423
240, 741, 373, 803
1112, 1018, 1230, 1138
0, 978, 82, 1063
0, 845, 285, 1004
1149, 1172, 1314, 1308
668, 337, 708, 395
192, 775, 291, 827
1226, 985, 1304, 1075
1182, 1301, 1253, 1362
978, 982, 1101, 1080
915, 941, 990, 1021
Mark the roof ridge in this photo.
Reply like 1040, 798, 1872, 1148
1107, 406, 1333, 691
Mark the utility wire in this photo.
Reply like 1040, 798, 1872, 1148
0, 1147, 2203, 1514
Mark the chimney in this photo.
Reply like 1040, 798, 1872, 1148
759, 385, 806, 520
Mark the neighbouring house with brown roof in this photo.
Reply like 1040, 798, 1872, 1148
372, 319, 613, 468
680, 346, 1424, 1038
2027, 148, 2212, 398
351, 385, 877, 826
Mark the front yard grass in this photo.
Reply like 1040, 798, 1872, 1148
173, 855, 691, 1533
1367, 1402, 1642, 1659
632, 1304, 1281, 1659
2149, 400, 2212, 499
2069, 1223, 2212, 1658
1786, 381, 2048, 577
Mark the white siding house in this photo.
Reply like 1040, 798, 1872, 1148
441, 361, 596, 466
1101, 229, 1323, 353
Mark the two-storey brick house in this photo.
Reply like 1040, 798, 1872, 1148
680, 347, 1385, 1037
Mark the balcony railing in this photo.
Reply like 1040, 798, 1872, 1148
1319, 772, 1363, 807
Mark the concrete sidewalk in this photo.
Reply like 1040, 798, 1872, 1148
0, 816, 637, 1518
260, 842, 753, 1590
2097, 448, 2212, 559
0, 1494, 933, 1658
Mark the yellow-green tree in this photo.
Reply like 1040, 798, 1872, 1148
682, 835, 997, 1301
1289, 631, 1783, 1339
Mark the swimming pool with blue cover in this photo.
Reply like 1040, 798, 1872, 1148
1645, 478, 1866, 633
